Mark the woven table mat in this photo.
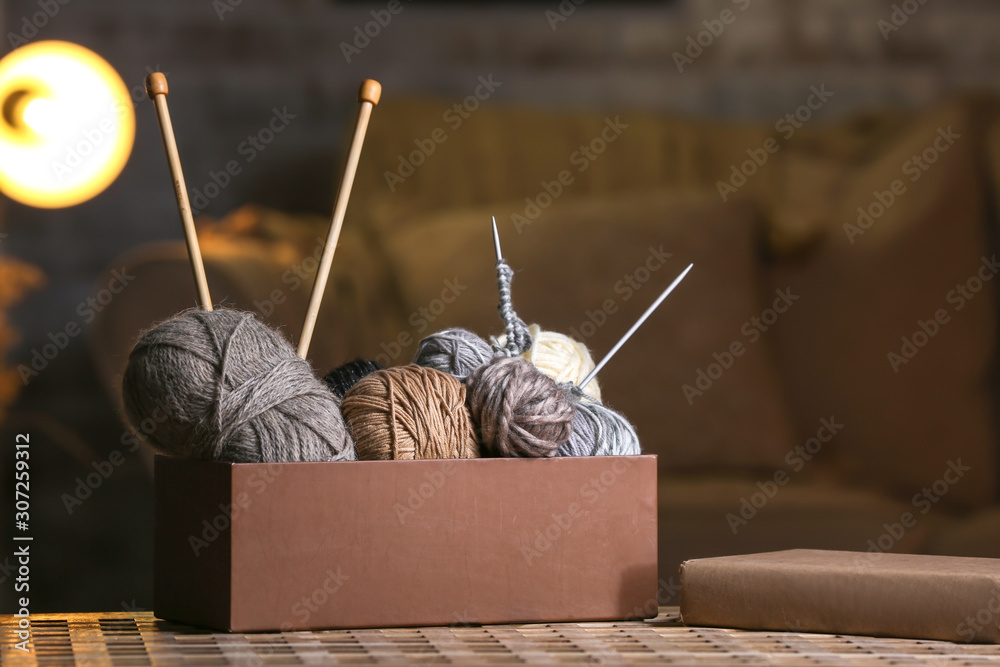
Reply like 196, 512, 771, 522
2, 609, 999, 665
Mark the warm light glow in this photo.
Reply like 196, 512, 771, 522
21, 97, 58, 137
0, 41, 135, 208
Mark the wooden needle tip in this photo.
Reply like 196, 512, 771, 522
145, 72, 168, 98
358, 79, 382, 106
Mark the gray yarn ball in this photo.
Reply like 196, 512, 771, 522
122, 309, 356, 463
414, 328, 493, 381
557, 388, 641, 457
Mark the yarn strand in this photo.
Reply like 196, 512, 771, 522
491, 258, 532, 357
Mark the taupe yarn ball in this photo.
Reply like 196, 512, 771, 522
466, 356, 575, 458
122, 309, 356, 463
341, 365, 479, 460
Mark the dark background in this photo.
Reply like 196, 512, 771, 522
2, 0, 1000, 613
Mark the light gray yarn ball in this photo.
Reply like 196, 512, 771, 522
413, 328, 493, 381
122, 309, 356, 463
558, 388, 641, 457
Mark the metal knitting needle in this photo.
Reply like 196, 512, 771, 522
580, 263, 693, 390
146, 72, 213, 311
492, 216, 502, 261
297, 79, 381, 359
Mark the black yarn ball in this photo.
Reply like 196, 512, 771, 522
323, 358, 386, 399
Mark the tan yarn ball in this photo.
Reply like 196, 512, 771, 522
341, 365, 479, 460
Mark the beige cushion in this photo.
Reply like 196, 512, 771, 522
353, 100, 777, 233
763, 98, 997, 509
378, 190, 797, 472
89, 206, 407, 413
353, 99, 920, 261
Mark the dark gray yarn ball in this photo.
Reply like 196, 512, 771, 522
414, 328, 493, 381
122, 309, 356, 463
558, 388, 641, 457
323, 358, 385, 399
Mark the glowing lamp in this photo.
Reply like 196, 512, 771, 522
0, 41, 135, 208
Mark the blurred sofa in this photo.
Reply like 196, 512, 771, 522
91, 93, 1000, 600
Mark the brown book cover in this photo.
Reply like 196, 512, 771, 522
679, 549, 1000, 643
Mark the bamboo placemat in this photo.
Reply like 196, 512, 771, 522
2, 609, 999, 665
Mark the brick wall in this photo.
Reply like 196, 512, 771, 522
4, 0, 999, 345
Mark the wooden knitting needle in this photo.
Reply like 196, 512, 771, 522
579, 263, 693, 390
145, 72, 213, 311
297, 79, 381, 359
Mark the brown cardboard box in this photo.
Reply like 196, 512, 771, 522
154, 454, 658, 631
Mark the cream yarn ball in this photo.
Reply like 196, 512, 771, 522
517, 324, 602, 401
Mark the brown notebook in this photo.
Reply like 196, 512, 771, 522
680, 549, 1000, 643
